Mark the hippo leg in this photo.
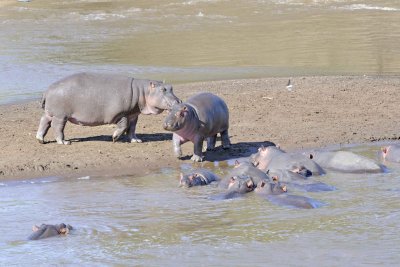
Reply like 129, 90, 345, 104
221, 130, 231, 149
192, 135, 205, 162
112, 117, 128, 143
51, 117, 70, 145
127, 114, 142, 143
173, 133, 183, 158
36, 114, 52, 144
206, 135, 217, 151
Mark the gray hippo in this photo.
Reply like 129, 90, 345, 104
267, 169, 336, 192
179, 169, 220, 187
211, 175, 256, 200
163, 92, 231, 162
36, 72, 181, 145
381, 144, 400, 163
219, 161, 271, 189
308, 150, 384, 173
250, 146, 325, 176
28, 223, 73, 240
255, 182, 324, 209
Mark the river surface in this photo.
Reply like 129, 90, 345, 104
0, 0, 400, 104
1, 143, 400, 266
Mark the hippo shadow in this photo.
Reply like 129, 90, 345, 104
68, 133, 173, 143
179, 140, 276, 162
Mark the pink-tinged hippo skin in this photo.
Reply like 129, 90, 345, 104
211, 175, 256, 200
28, 223, 73, 240
381, 144, 400, 163
309, 150, 384, 173
36, 72, 181, 145
250, 146, 325, 176
163, 92, 231, 162
179, 168, 220, 187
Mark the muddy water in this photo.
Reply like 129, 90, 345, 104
1, 143, 400, 265
1, 0, 400, 104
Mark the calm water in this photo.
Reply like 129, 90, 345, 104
1, 143, 400, 266
0, 0, 400, 104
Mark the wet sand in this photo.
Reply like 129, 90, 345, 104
1, 76, 399, 180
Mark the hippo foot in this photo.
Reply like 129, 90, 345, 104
56, 140, 71, 145
36, 137, 45, 144
130, 138, 143, 143
191, 155, 204, 162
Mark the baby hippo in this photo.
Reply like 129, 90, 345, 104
163, 92, 231, 162
179, 169, 220, 187
28, 223, 73, 240
381, 144, 400, 163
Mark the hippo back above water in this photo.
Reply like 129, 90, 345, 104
163, 92, 231, 162
36, 72, 181, 145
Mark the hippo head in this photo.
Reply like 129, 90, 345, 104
145, 82, 181, 114
228, 175, 255, 194
179, 173, 196, 187
249, 146, 271, 170
255, 177, 287, 195
163, 103, 189, 132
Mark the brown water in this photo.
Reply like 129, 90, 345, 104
1, 143, 400, 265
0, 0, 400, 103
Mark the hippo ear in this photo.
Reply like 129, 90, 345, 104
59, 227, 69, 235
179, 173, 184, 180
272, 176, 279, 182
150, 82, 155, 89
246, 179, 254, 189
381, 147, 388, 154
234, 160, 240, 166
32, 225, 40, 232
260, 181, 266, 188
281, 185, 287, 192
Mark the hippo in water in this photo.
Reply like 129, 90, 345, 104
308, 150, 384, 173
219, 161, 271, 189
381, 144, 400, 163
163, 92, 231, 162
36, 72, 181, 145
211, 175, 256, 200
179, 169, 220, 187
28, 223, 73, 240
250, 145, 325, 176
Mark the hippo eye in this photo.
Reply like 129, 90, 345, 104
161, 87, 167, 92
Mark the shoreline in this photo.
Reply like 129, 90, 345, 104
1, 75, 400, 181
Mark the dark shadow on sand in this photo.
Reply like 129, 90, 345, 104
179, 140, 276, 162
68, 133, 173, 143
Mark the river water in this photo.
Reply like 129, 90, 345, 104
0, 0, 400, 104
1, 143, 400, 265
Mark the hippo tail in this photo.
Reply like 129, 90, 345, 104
40, 93, 46, 109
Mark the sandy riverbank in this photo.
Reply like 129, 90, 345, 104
1, 76, 400, 180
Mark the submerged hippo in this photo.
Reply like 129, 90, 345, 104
28, 223, 73, 240
381, 144, 400, 163
309, 150, 384, 173
219, 161, 271, 189
179, 169, 220, 187
36, 72, 181, 145
211, 175, 256, 200
163, 92, 231, 162
250, 146, 325, 176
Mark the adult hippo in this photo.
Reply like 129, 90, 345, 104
250, 146, 325, 176
309, 150, 384, 173
179, 169, 220, 187
163, 92, 231, 162
211, 175, 256, 200
28, 223, 73, 240
381, 144, 400, 163
36, 72, 181, 145
219, 161, 271, 189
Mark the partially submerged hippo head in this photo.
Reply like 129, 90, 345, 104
255, 176, 287, 195
250, 145, 281, 170
163, 103, 189, 131
227, 175, 255, 194
145, 82, 181, 114
179, 172, 206, 187
29, 223, 73, 240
